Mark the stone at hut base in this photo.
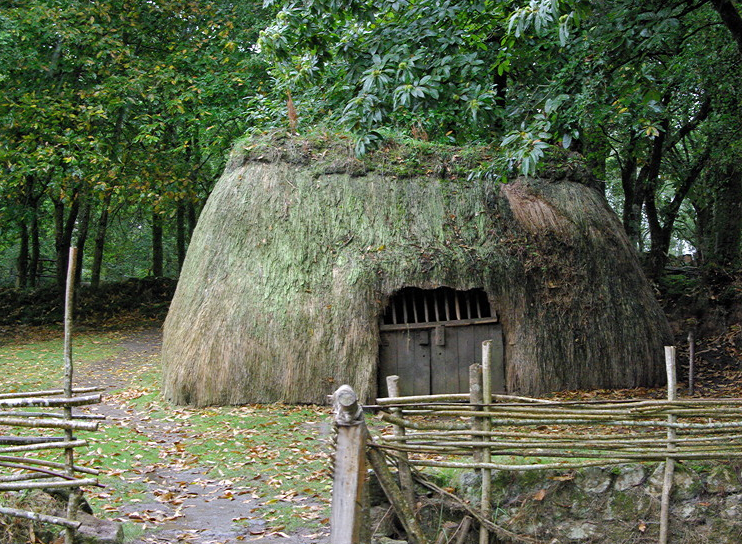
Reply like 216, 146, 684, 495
58, 512, 123, 544
370, 505, 396, 538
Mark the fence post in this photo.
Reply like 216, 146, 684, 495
63, 246, 79, 544
659, 346, 677, 544
480, 340, 493, 544
386, 375, 416, 510
469, 364, 483, 465
330, 385, 367, 544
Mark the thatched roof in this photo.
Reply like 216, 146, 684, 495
162, 135, 671, 406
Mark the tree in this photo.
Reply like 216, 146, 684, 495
259, 0, 742, 275
0, 0, 270, 287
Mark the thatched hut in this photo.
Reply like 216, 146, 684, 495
162, 136, 672, 406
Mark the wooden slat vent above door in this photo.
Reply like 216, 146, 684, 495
381, 287, 494, 327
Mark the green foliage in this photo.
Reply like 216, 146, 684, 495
658, 273, 700, 299
2, 0, 741, 284
0, 0, 272, 286
259, 0, 512, 149
255, 0, 742, 276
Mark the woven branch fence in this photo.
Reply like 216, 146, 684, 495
331, 343, 742, 544
0, 248, 103, 543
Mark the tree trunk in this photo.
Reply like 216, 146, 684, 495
16, 220, 29, 289
74, 200, 92, 285
54, 200, 66, 287
90, 191, 112, 289
710, 0, 742, 57
644, 147, 710, 277
711, 165, 742, 267
620, 154, 644, 248
29, 210, 40, 288
176, 202, 186, 273
54, 194, 80, 287
187, 202, 198, 238
693, 200, 713, 265
152, 211, 163, 277
645, 196, 673, 276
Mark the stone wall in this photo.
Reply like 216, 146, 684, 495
453, 462, 742, 543
369, 462, 742, 543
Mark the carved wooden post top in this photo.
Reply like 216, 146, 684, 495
332, 385, 363, 426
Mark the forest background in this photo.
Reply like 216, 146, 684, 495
1, 0, 741, 293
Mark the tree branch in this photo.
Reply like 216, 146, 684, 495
709, 0, 742, 57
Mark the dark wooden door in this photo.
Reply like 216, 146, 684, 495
379, 322, 504, 397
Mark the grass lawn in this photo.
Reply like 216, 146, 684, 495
0, 326, 333, 540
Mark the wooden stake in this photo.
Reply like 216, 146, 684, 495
469, 364, 483, 463
0, 386, 104, 400
386, 375, 416, 511
659, 346, 677, 544
63, 247, 77, 400
63, 246, 79, 544
480, 341, 493, 544
0, 478, 98, 491
454, 516, 473, 544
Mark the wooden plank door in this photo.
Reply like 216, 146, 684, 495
380, 324, 504, 396
430, 323, 504, 394
379, 329, 432, 396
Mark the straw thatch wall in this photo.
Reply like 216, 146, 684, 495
162, 137, 671, 406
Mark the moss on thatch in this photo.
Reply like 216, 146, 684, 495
162, 135, 671, 406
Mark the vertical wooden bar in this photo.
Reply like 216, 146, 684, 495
659, 346, 677, 544
454, 293, 461, 320
331, 386, 367, 544
386, 376, 416, 513
469, 364, 483, 463
479, 341, 493, 544
63, 247, 77, 398
63, 247, 78, 544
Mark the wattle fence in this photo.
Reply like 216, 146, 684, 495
0, 387, 103, 530
0, 247, 103, 543
330, 343, 742, 544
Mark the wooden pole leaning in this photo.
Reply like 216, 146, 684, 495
386, 375, 416, 511
659, 346, 678, 544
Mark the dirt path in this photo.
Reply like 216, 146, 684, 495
76, 327, 331, 544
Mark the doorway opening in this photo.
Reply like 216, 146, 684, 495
378, 287, 504, 397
